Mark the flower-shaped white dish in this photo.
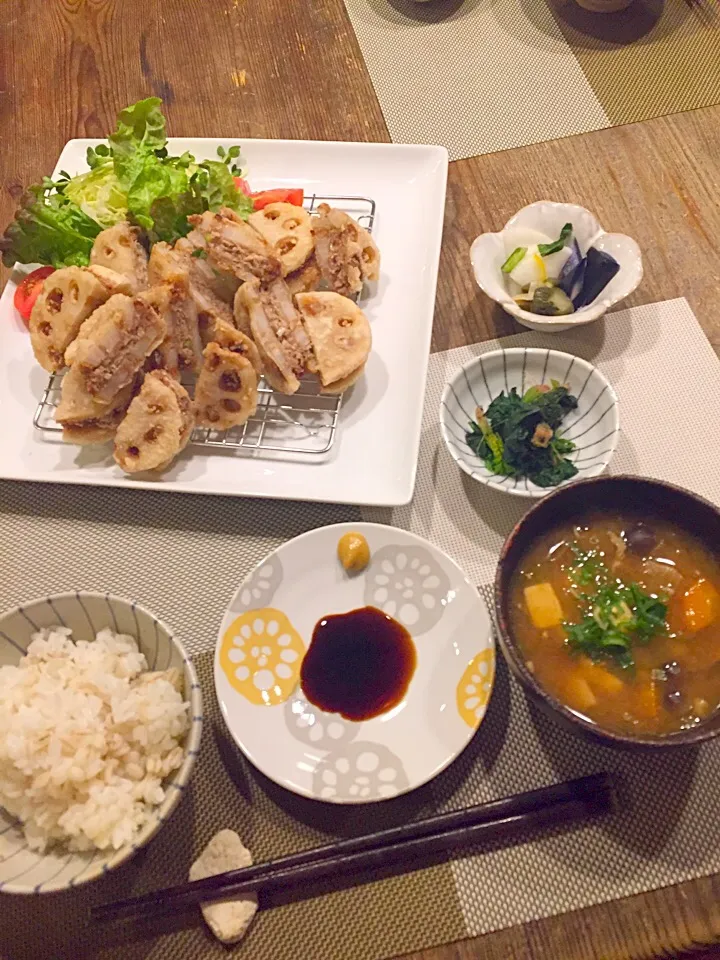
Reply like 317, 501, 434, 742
470, 201, 642, 332
440, 348, 620, 499
215, 523, 495, 803
0, 592, 202, 894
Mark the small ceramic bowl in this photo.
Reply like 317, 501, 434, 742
440, 347, 619, 499
0, 592, 202, 894
470, 201, 643, 332
494, 476, 720, 749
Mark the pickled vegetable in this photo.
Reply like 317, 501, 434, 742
530, 283, 574, 317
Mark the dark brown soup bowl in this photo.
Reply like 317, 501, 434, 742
494, 475, 720, 749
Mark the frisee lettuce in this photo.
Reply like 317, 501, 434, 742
0, 97, 252, 267
0, 180, 102, 268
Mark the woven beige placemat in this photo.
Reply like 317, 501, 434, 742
364, 297, 720, 936
0, 651, 465, 960
3, 298, 720, 959
342, 0, 720, 161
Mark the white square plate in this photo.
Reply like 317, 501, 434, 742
0, 138, 448, 506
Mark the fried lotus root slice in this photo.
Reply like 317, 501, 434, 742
319, 361, 366, 396
70, 292, 167, 403
85, 265, 135, 297
29, 267, 118, 372
219, 607, 305, 706
356, 224, 380, 282
237, 280, 302, 395
188, 208, 281, 285
232, 284, 252, 337
149, 240, 234, 338
210, 317, 262, 375
146, 276, 203, 376
195, 342, 258, 430
248, 202, 314, 277
59, 378, 139, 445
113, 369, 194, 473
90, 222, 149, 293
295, 291, 371, 387
186, 228, 241, 304
55, 364, 115, 425
285, 255, 322, 296
311, 204, 364, 298
63, 276, 136, 368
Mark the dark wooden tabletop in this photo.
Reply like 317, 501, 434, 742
2, 0, 720, 957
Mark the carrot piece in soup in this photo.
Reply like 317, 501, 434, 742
681, 579, 720, 633
634, 671, 659, 719
524, 583, 563, 629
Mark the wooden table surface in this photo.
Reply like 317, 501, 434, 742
2, 1, 720, 958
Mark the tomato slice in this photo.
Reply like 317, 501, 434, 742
233, 176, 252, 196
13, 266, 55, 326
284, 188, 304, 207
251, 188, 304, 210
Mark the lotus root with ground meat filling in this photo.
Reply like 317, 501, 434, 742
113, 370, 194, 473
188, 208, 281, 284
67, 292, 167, 403
29, 267, 129, 372
248, 202, 314, 276
90, 222, 149, 294
22, 191, 381, 474
295, 291, 372, 388
194, 342, 258, 430
312, 203, 380, 296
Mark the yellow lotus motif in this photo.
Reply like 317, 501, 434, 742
220, 607, 305, 706
456, 649, 495, 728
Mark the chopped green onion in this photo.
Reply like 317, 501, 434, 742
501, 247, 527, 274
538, 223, 572, 257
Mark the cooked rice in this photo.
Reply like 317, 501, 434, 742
0, 626, 190, 852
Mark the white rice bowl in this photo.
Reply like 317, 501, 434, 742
0, 627, 188, 852
0, 592, 202, 894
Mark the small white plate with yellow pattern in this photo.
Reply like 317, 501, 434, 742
215, 523, 494, 803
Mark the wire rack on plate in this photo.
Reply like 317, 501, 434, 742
33, 194, 376, 457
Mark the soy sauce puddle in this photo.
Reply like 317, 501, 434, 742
300, 606, 417, 721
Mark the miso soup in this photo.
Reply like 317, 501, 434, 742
509, 512, 720, 735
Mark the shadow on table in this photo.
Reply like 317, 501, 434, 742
214, 658, 511, 844
548, 0, 665, 44
363, 0, 482, 26
0, 784, 202, 960
527, 695, 703, 874
0, 478, 356, 543
509, 0, 699, 51
459, 292, 640, 368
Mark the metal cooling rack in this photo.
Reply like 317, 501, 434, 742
33, 194, 376, 457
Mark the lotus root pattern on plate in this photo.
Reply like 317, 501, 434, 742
456, 649, 495, 728
219, 607, 305, 706
284, 694, 359, 749
313, 741, 410, 801
364, 545, 451, 634
230, 556, 284, 613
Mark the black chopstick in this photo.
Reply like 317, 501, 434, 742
91, 773, 615, 925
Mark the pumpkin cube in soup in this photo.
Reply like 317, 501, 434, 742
577, 659, 625, 697
524, 583, 563, 629
564, 672, 598, 713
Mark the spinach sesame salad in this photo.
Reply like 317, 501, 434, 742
465, 380, 579, 487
